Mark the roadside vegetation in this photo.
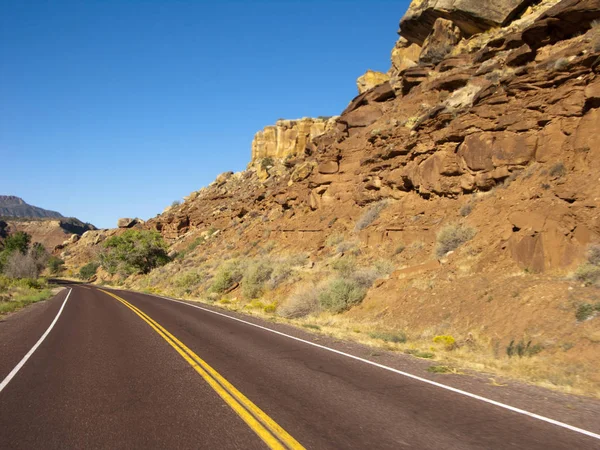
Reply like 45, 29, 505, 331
0, 230, 54, 315
99, 230, 170, 276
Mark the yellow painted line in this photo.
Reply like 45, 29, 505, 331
99, 289, 304, 450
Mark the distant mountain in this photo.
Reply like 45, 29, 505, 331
0, 195, 64, 219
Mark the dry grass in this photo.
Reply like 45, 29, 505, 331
119, 281, 600, 398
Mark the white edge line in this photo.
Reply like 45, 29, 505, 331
127, 291, 600, 441
0, 288, 72, 394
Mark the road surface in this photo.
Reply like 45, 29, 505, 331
1, 285, 599, 449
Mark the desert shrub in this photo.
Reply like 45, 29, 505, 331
261, 157, 274, 169
355, 200, 389, 231
549, 162, 566, 178
171, 200, 181, 208
47, 256, 65, 275
210, 259, 246, 293
100, 230, 170, 275
173, 270, 205, 293
350, 268, 380, 289
336, 241, 357, 254
393, 244, 405, 255
586, 244, 600, 266
575, 303, 600, 321
433, 335, 457, 350
369, 330, 406, 343
318, 278, 366, 313
427, 365, 451, 373
278, 284, 321, 318
331, 256, 357, 277
325, 233, 344, 247
79, 262, 100, 280
404, 349, 434, 359
3, 252, 40, 279
435, 224, 476, 257
506, 339, 543, 358
459, 203, 473, 217
573, 264, 600, 286
374, 259, 394, 276
242, 261, 274, 299
266, 262, 294, 290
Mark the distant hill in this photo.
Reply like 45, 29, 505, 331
0, 196, 96, 249
0, 196, 64, 219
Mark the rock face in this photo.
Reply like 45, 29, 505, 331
63, 0, 600, 396
390, 37, 422, 75
251, 117, 338, 162
419, 18, 462, 64
357, 70, 391, 94
400, 0, 534, 45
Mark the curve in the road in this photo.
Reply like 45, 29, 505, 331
100, 289, 304, 450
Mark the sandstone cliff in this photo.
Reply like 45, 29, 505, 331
63, 0, 600, 395
250, 117, 338, 162
357, 70, 390, 94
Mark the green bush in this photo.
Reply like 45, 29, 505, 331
573, 264, 600, 286
278, 284, 321, 318
506, 339, 543, 358
318, 278, 366, 313
47, 256, 65, 275
575, 303, 600, 321
100, 230, 170, 275
435, 224, 476, 257
331, 256, 357, 277
587, 245, 600, 266
369, 330, 406, 343
210, 260, 246, 293
79, 262, 100, 280
242, 261, 274, 299
173, 270, 205, 293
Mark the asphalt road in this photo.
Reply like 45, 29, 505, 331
1, 285, 599, 449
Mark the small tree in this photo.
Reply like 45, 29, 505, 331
100, 230, 170, 275
47, 256, 65, 275
3, 231, 31, 254
79, 262, 100, 280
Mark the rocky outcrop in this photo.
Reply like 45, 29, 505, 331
251, 117, 338, 162
117, 218, 143, 228
390, 37, 422, 75
400, 0, 534, 45
419, 18, 462, 65
357, 70, 390, 94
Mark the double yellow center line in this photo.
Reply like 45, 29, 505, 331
99, 289, 304, 450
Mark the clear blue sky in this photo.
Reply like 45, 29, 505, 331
1, 0, 411, 228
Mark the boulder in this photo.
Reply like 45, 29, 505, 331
117, 218, 138, 228
357, 70, 390, 94
318, 160, 340, 174
399, 0, 534, 45
419, 18, 462, 65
